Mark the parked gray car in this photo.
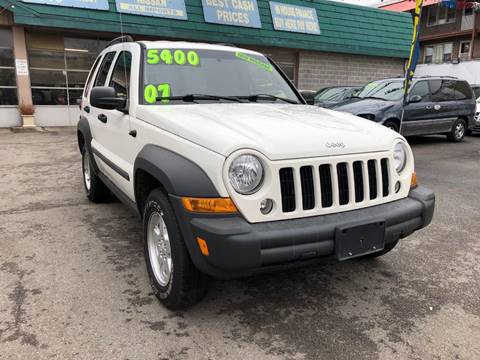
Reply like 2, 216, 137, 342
332, 76, 476, 142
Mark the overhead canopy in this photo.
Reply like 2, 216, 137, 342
379, 0, 439, 12
0, 0, 413, 58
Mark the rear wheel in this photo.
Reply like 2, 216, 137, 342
383, 120, 399, 133
143, 189, 208, 310
81, 147, 110, 202
447, 119, 466, 142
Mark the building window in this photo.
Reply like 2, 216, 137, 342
26, 32, 108, 106
459, 41, 471, 60
0, 28, 18, 105
428, 4, 456, 26
424, 43, 453, 64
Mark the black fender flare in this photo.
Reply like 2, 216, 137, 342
133, 144, 220, 199
77, 116, 100, 173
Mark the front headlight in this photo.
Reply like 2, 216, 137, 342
393, 142, 407, 173
228, 154, 264, 195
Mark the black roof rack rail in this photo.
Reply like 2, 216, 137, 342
106, 35, 134, 49
412, 75, 459, 79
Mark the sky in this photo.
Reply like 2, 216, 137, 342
330, 0, 381, 6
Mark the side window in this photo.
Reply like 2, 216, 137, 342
430, 79, 455, 102
83, 55, 102, 97
109, 51, 132, 98
410, 81, 430, 102
454, 81, 473, 100
94, 51, 116, 87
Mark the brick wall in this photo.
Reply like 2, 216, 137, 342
297, 51, 405, 90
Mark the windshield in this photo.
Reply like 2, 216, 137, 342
356, 80, 404, 101
315, 88, 349, 102
142, 48, 300, 104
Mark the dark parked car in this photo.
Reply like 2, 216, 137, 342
314, 86, 361, 108
332, 76, 476, 142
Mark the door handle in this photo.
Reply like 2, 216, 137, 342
84, 106, 90, 113
97, 114, 108, 123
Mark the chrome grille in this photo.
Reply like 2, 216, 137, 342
279, 158, 391, 213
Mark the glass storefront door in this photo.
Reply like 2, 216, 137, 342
26, 31, 107, 125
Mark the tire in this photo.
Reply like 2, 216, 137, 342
81, 147, 110, 203
383, 120, 400, 133
447, 119, 466, 142
357, 240, 399, 260
143, 189, 208, 310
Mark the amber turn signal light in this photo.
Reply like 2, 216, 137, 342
411, 171, 418, 189
182, 197, 238, 213
197, 237, 209, 256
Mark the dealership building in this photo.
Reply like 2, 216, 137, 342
0, 0, 412, 127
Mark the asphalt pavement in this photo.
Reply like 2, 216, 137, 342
0, 128, 479, 360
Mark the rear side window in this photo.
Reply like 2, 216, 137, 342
109, 51, 132, 98
83, 56, 102, 97
410, 80, 430, 102
94, 51, 116, 87
430, 79, 473, 101
430, 80, 455, 102
454, 81, 473, 100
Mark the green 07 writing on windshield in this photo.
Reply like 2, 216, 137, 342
147, 49, 200, 66
144, 84, 171, 104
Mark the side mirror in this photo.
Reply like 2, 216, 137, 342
300, 90, 315, 105
90, 86, 127, 111
408, 95, 422, 104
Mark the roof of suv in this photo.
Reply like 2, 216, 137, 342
138, 41, 259, 55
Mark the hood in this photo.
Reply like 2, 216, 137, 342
137, 103, 401, 161
332, 98, 396, 115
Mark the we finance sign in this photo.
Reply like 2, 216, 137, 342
201, 0, 262, 28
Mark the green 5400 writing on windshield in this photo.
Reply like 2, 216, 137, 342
147, 49, 200, 66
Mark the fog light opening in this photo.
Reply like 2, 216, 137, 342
260, 199, 274, 215
395, 181, 401, 193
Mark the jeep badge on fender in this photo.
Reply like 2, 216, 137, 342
77, 37, 435, 310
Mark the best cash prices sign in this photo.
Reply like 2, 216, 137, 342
201, 0, 262, 28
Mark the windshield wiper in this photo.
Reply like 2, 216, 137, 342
238, 94, 299, 104
156, 94, 242, 103
351, 96, 386, 101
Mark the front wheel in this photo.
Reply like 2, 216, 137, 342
447, 119, 466, 142
383, 120, 400, 133
143, 189, 208, 310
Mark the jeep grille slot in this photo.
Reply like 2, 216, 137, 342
276, 155, 396, 216
337, 163, 349, 205
353, 161, 364, 202
367, 160, 377, 200
381, 158, 389, 197
319, 164, 333, 208
279, 168, 296, 212
300, 166, 315, 210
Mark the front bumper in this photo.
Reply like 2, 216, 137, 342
473, 113, 480, 131
170, 186, 435, 279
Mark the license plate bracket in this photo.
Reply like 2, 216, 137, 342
335, 220, 386, 261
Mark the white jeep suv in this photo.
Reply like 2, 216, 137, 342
77, 37, 435, 309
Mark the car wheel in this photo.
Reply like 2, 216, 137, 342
447, 119, 466, 142
81, 147, 110, 202
383, 121, 399, 133
143, 189, 208, 310
356, 240, 399, 259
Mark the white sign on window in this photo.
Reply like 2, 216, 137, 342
16, 59, 29, 76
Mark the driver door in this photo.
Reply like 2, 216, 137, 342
402, 80, 435, 136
